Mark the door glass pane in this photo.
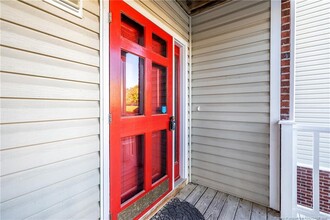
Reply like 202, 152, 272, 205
152, 130, 167, 183
121, 135, 144, 203
152, 34, 167, 57
152, 64, 167, 114
121, 51, 144, 116
121, 14, 144, 46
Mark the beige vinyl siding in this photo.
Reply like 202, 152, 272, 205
191, 0, 270, 206
126, 0, 189, 42
0, 0, 100, 219
295, 0, 330, 170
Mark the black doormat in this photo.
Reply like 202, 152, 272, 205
151, 198, 205, 220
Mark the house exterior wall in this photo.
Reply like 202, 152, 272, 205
191, 0, 271, 206
295, 0, 330, 170
0, 0, 101, 219
294, 0, 330, 214
281, 0, 330, 214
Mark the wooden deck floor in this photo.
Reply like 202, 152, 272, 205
174, 183, 280, 220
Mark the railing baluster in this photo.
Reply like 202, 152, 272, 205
313, 131, 320, 216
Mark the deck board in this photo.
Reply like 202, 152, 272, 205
267, 208, 280, 220
251, 203, 267, 220
234, 199, 252, 220
185, 185, 207, 205
195, 188, 217, 214
175, 183, 197, 200
204, 192, 227, 220
169, 183, 280, 220
218, 195, 240, 220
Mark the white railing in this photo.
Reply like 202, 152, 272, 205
295, 125, 330, 219
280, 121, 330, 219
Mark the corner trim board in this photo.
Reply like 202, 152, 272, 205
269, 0, 281, 211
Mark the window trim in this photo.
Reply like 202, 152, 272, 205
44, 0, 83, 18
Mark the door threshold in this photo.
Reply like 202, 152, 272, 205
141, 179, 187, 220
174, 178, 187, 189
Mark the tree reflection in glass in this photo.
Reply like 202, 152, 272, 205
121, 51, 144, 116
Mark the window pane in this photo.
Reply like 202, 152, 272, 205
121, 135, 144, 203
152, 34, 167, 57
152, 130, 167, 183
152, 64, 167, 114
121, 51, 144, 116
121, 14, 144, 46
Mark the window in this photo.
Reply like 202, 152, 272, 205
44, 0, 83, 17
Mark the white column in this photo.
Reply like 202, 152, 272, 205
279, 120, 297, 218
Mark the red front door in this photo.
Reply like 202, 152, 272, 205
109, 2, 173, 219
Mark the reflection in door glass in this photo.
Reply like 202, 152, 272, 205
121, 51, 144, 116
152, 64, 167, 114
152, 130, 167, 183
121, 135, 144, 204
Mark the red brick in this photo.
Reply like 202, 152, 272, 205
282, 9, 290, 16
282, 23, 290, 31
282, 16, 290, 24
281, 60, 290, 66
281, 30, 290, 38
281, 1, 290, 10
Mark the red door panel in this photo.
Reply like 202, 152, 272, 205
110, 1, 173, 219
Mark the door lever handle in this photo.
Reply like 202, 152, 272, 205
169, 116, 176, 131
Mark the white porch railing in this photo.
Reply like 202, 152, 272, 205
280, 121, 330, 219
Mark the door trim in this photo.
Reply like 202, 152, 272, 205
100, 1, 110, 220
173, 41, 188, 186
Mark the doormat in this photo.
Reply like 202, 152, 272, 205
151, 198, 205, 220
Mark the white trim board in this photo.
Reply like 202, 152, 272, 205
270, 0, 281, 211
290, 0, 296, 121
100, 0, 110, 219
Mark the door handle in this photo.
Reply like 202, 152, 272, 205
169, 116, 176, 131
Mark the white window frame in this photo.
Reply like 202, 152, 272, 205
44, 0, 83, 18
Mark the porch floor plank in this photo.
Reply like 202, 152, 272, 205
250, 203, 267, 220
234, 199, 252, 220
185, 185, 207, 205
267, 208, 280, 220
203, 191, 227, 220
195, 188, 217, 215
218, 195, 240, 220
175, 183, 197, 201
170, 183, 280, 220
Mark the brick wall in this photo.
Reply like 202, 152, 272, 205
281, 0, 291, 120
320, 170, 330, 214
297, 166, 330, 214
297, 166, 313, 208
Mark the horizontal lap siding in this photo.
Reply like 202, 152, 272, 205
191, 0, 270, 206
0, 0, 100, 219
295, 0, 330, 170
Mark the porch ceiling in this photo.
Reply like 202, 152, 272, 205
176, 0, 229, 15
